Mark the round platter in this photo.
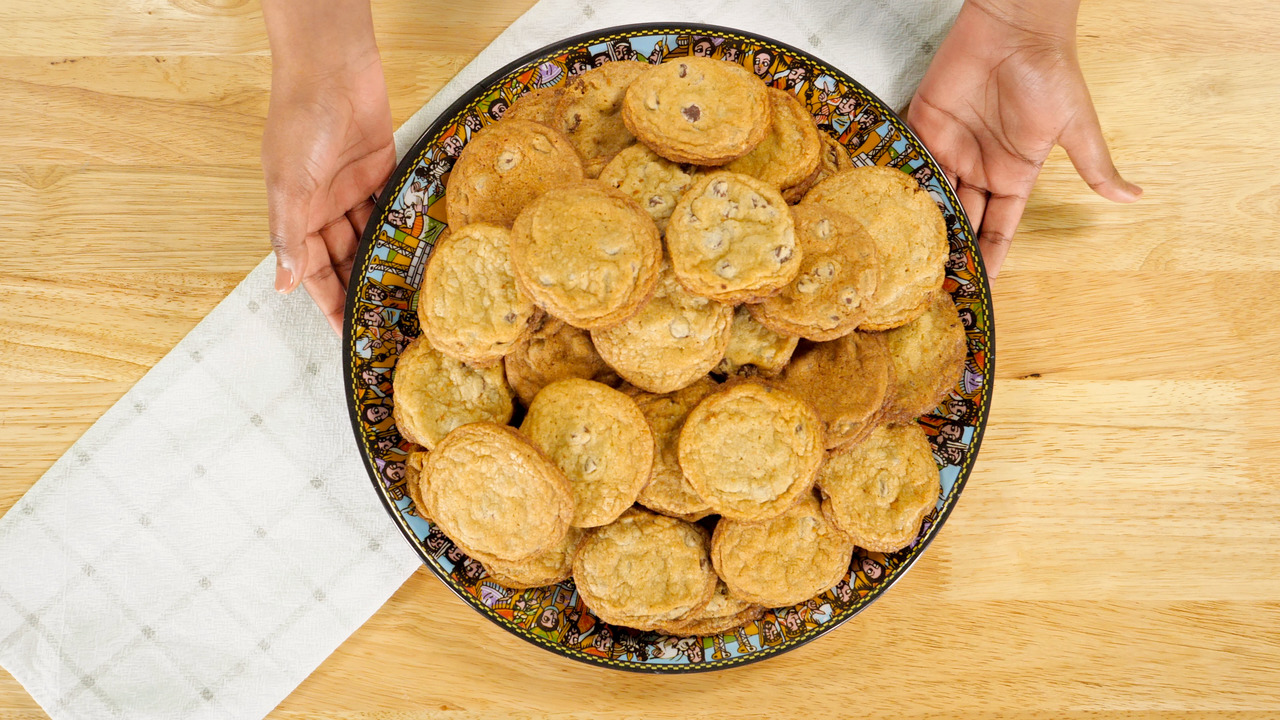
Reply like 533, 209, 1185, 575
343, 23, 994, 672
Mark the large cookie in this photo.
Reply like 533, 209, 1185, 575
572, 508, 717, 630
510, 182, 663, 330
715, 306, 799, 377
503, 315, 620, 406
392, 337, 514, 450
553, 61, 650, 177
817, 423, 939, 553
749, 204, 879, 341
678, 381, 824, 521
445, 119, 584, 229
880, 292, 967, 421
418, 223, 537, 365
592, 264, 734, 393
422, 422, 573, 562
621, 57, 769, 165
481, 526, 586, 589
665, 171, 800, 303
801, 166, 947, 329
777, 332, 892, 450
725, 88, 822, 190
711, 493, 855, 608
597, 144, 694, 234
627, 378, 719, 520
520, 379, 654, 527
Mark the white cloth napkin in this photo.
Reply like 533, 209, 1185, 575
0, 1, 959, 719
0, 258, 423, 720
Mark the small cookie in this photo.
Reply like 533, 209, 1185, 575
621, 57, 769, 165
881, 292, 967, 421
392, 337, 514, 450
817, 423, 939, 553
503, 316, 619, 406
520, 379, 654, 527
748, 205, 878, 341
801, 166, 947, 329
782, 132, 853, 204
598, 144, 694, 234
666, 171, 800, 303
482, 526, 586, 589
653, 582, 764, 637
777, 333, 893, 450
592, 264, 734, 393
678, 381, 824, 521
725, 88, 822, 190
422, 422, 573, 561
628, 378, 719, 520
711, 493, 855, 608
510, 182, 663, 330
572, 508, 718, 630
418, 223, 537, 365
446, 119, 584, 229
501, 87, 561, 125
553, 61, 650, 177
716, 306, 799, 377
405, 450, 429, 520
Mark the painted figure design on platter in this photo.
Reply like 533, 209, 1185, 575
345, 26, 993, 671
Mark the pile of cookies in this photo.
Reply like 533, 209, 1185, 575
393, 56, 967, 637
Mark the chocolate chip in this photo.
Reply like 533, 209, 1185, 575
678, 63, 688, 78
682, 104, 701, 122
568, 113, 582, 132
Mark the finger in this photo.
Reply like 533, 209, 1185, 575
956, 180, 989, 234
347, 197, 376, 236
267, 184, 311, 294
976, 191, 1031, 279
299, 233, 347, 335
1061, 110, 1143, 203
320, 217, 360, 291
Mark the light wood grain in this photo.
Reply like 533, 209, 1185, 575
2, 0, 1279, 717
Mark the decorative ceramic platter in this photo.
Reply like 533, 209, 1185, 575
343, 23, 994, 672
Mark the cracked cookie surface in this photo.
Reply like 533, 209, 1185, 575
511, 182, 663, 330
521, 378, 654, 527
666, 171, 799, 303
621, 57, 769, 165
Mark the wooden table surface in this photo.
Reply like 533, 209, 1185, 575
3, 0, 1279, 717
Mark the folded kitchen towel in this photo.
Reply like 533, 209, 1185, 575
0, 1, 960, 718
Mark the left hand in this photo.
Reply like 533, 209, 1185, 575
907, 0, 1142, 277
261, 0, 395, 333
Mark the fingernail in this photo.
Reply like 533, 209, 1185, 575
275, 261, 295, 293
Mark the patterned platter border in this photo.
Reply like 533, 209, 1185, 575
342, 23, 995, 672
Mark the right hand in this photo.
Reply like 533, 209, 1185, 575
262, 50, 396, 333
907, 0, 1141, 277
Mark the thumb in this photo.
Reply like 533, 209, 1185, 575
267, 182, 311, 294
1060, 108, 1143, 204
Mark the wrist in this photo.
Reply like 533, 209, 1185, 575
263, 0, 380, 82
964, 0, 1079, 44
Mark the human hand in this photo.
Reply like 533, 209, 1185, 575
907, 0, 1142, 277
261, 0, 395, 333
